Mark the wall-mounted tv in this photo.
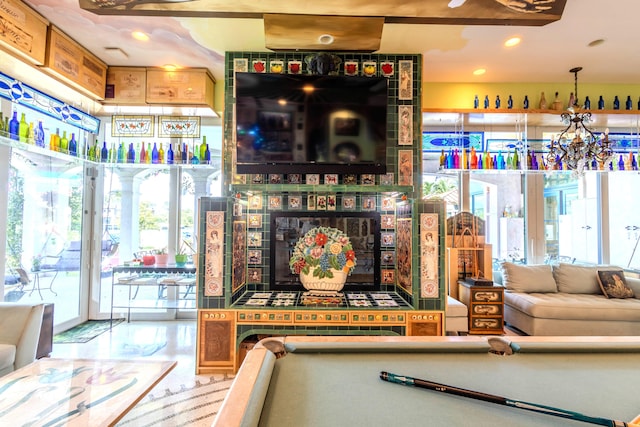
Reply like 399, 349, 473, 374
235, 72, 388, 174
270, 211, 381, 291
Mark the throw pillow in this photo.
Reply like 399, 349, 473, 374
500, 262, 557, 293
597, 270, 635, 299
553, 263, 602, 294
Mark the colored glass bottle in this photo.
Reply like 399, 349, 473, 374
167, 143, 174, 164
523, 95, 529, 109
626, 96, 633, 110
60, 131, 69, 153
127, 143, 135, 163
200, 136, 207, 161
205, 144, 210, 163
101, 142, 108, 162
495, 95, 501, 109
27, 122, 34, 144
182, 143, 187, 164
152, 142, 159, 164
598, 96, 605, 110
483, 95, 489, 109
174, 143, 181, 164
0, 112, 4, 135
158, 143, 165, 163
34, 121, 45, 147
613, 96, 620, 110
473, 95, 479, 109
145, 142, 151, 164
18, 112, 28, 142
507, 95, 513, 109
69, 133, 77, 156
9, 111, 19, 140
584, 96, 591, 110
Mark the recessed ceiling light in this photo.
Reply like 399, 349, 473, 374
318, 34, 334, 45
588, 39, 605, 47
131, 31, 149, 41
504, 37, 521, 47
473, 68, 486, 76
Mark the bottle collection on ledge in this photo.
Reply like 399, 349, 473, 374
0, 110, 211, 165
439, 147, 638, 172
473, 93, 640, 111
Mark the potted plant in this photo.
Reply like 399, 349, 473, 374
31, 255, 42, 272
154, 248, 169, 266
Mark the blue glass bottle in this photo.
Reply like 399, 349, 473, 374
181, 143, 187, 164
473, 95, 479, 109
9, 111, 19, 140
626, 96, 632, 110
152, 142, 159, 164
507, 95, 513, 109
483, 95, 489, 109
523, 95, 529, 109
584, 96, 591, 110
167, 143, 174, 164
69, 133, 77, 156
495, 95, 501, 109
205, 144, 211, 164
613, 96, 620, 110
101, 142, 108, 162
127, 143, 135, 163
598, 96, 605, 110
34, 121, 45, 147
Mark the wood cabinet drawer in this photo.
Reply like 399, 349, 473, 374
471, 304, 503, 316
471, 289, 503, 303
471, 317, 502, 331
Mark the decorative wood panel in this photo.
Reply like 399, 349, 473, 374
104, 67, 147, 104
197, 311, 235, 371
44, 25, 107, 100
0, 0, 48, 65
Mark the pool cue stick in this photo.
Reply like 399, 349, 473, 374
380, 371, 629, 427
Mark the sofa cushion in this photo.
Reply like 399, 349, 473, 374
0, 343, 16, 373
553, 263, 602, 294
597, 270, 635, 299
504, 292, 640, 321
500, 262, 557, 293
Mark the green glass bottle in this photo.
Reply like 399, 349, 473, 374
0, 112, 4, 136
200, 136, 207, 163
18, 113, 28, 143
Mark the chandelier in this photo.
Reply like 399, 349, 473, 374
546, 67, 614, 172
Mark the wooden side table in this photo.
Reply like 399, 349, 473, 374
458, 281, 504, 335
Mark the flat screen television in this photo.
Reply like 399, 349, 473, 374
235, 72, 388, 174
270, 211, 381, 291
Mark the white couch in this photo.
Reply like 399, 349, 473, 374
0, 303, 45, 376
445, 296, 468, 335
497, 262, 640, 336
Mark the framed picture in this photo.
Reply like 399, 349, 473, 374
382, 232, 395, 247
382, 196, 396, 211
158, 116, 200, 138
343, 174, 357, 185
248, 232, 262, 247
327, 194, 337, 210
268, 195, 282, 210
307, 194, 316, 210
251, 174, 264, 184
288, 174, 302, 184
232, 221, 247, 292
382, 269, 395, 284
362, 195, 376, 211
248, 250, 262, 264
381, 214, 395, 229
361, 174, 375, 185
111, 115, 154, 137
249, 194, 263, 210
306, 174, 320, 185
396, 218, 413, 294
248, 268, 262, 283
381, 251, 395, 265
398, 150, 413, 186
342, 195, 356, 210
324, 174, 338, 185
398, 60, 413, 100
269, 174, 282, 184
248, 214, 262, 228
233, 203, 243, 217
380, 173, 394, 186
288, 195, 302, 210
398, 105, 413, 146
317, 195, 327, 210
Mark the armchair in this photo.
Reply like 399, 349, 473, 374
0, 303, 45, 376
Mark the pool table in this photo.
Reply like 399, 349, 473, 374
213, 336, 640, 427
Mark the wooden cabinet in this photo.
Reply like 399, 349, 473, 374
446, 246, 492, 299
458, 282, 503, 335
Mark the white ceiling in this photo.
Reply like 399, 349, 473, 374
19, 0, 640, 87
